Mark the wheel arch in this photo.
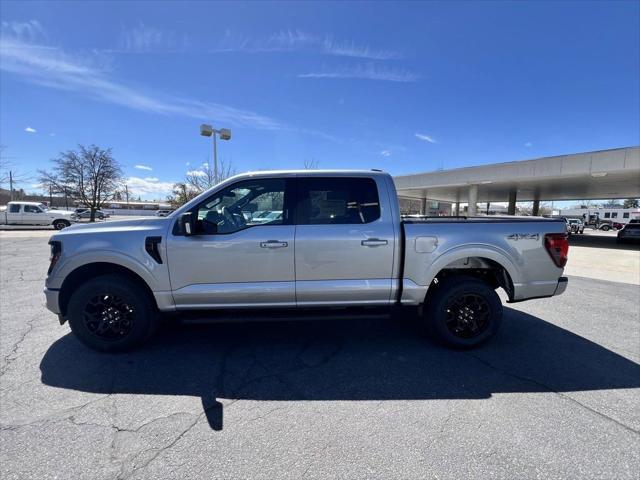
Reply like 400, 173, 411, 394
423, 247, 518, 302
51, 218, 71, 226
59, 262, 158, 316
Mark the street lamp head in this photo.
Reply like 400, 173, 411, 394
200, 124, 214, 137
219, 128, 231, 141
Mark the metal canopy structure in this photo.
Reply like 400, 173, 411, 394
394, 147, 640, 208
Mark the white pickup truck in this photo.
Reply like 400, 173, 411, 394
44, 170, 569, 352
1, 201, 76, 229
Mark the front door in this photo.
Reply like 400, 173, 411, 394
166, 177, 296, 309
294, 176, 396, 306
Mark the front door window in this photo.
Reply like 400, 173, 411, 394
194, 178, 288, 235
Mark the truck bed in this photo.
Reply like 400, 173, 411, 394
399, 216, 567, 304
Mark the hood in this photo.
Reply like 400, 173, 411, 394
53, 217, 168, 236
48, 209, 74, 216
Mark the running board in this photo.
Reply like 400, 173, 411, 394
169, 307, 395, 325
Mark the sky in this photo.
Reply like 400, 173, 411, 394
1, 0, 639, 200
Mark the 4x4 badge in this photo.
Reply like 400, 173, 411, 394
508, 233, 539, 241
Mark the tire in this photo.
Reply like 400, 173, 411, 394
53, 219, 70, 230
423, 276, 503, 349
600, 225, 610, 231
67, 274, 157, 352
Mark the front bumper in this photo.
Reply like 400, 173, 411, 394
554, 277, 568, 296
44, 287, 61, 314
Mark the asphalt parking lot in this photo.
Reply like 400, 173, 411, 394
1, 229, 639, 479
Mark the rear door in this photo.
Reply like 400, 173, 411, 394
294, 176, 396, 306
7, 204, 23, 224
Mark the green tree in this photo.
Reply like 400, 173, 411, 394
623, 198, 639, 208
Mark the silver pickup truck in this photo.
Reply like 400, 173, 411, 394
44, 170, 568, 352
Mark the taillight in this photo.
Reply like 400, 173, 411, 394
544, 233, 569, 268
48, 240, 62, 275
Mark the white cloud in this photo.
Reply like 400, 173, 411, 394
0, 30, 284, 130
322, 37, 400, 60
185, 161, 190, 166
299, 63, 419, 83
144, 176, 159, 182
380, 149, 392, 157
24, 126, 36, 133
125, 176, 175, 199
134, 164, 153, 171
524, 142, 533, 147
187, 169, 207, 177
1, 20, 46, 43
117, 22, 189, 53
415, 133, 437, 144
215, 29, 401, 60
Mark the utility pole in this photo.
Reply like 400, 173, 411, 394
124, 185, 129, 205
9, 171, 13, 201
49, 185, 53, 206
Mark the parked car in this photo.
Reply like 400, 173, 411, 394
617, 222, 640, 244
155, 210, 174, 217
1, 201, 76, 229
567, 219, 585, 234
75, 209, 109, 220
44, 170, 569, 352
252, 210, 283, 224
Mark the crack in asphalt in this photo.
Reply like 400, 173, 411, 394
464, 352, 640, 436
0, 313, 38, 377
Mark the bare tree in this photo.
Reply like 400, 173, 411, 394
167, 182, 199, 208
185, 158, 236, 193
39, 145, 123, 222
518, 201, 552, 216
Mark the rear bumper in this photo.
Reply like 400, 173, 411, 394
509, 276, 568, 303
554, 277, 568, 296
44, 287, 61, 314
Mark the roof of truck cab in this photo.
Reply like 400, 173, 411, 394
231, 169, 389, 179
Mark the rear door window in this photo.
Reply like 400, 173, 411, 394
296, 177, 381, 225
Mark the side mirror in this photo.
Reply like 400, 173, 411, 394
179, 212, 194, 236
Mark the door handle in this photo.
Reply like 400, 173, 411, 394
260, 240, 288, 248
361, 238, 388, 247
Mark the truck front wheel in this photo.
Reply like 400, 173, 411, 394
424, 276, 503, 349
66, 274, 157, 352
53, 219, 70, 230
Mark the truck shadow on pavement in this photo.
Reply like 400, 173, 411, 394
40, 307, 640, 431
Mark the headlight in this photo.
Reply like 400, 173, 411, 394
48, 240, 62, 275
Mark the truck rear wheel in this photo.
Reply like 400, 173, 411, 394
423, 276, 503, 349
66, 274, 157, 352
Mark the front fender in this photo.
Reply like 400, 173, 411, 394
47, 249, 169, 292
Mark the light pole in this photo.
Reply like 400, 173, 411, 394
200, 124, 231, 185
